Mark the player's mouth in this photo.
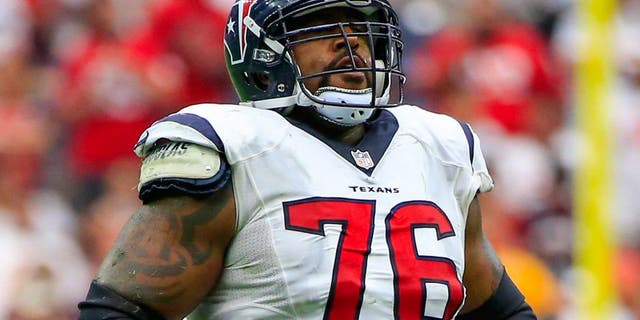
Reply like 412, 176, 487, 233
332, 55, 370, 85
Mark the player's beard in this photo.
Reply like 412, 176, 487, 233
315, 54, 373, 92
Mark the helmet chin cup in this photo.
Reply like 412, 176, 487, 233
298, 86, 376, 126
314, 105, 375, 126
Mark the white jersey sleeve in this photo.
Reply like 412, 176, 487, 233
133, 103, 293, 227
132, 103, 245, 201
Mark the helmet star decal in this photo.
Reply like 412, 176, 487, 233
227, 19, 236, 34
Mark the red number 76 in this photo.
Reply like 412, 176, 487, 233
283, 197, 464, 320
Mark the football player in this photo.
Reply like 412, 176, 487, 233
78, 0, 536, 319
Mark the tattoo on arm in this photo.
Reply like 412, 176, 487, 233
97, 191, 233, 308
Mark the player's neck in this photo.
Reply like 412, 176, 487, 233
287, 107, 365, 146
339, 125, 365, 146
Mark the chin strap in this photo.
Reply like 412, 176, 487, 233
306, 87, 376, 126
243, 86, 379, 126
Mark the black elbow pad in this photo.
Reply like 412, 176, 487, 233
78, 280, 166, 320
457, 271, 537, 319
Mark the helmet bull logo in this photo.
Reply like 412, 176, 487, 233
225, 0, 257, 65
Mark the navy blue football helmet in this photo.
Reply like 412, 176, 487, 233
224, 0, 405, 125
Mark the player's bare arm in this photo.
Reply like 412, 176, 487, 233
460, 196, 503, 311
458, 196, 536, 319
82, 183, 236, 320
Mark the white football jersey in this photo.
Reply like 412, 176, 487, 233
135, 103, 493, 320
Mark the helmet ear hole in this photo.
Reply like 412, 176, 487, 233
250, 72, 271, 90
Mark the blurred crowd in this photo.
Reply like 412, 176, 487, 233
0, 0, 638, 319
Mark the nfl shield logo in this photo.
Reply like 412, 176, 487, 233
351, 150, 375, 169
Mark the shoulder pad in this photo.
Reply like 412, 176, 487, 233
138, 141, 230, 202
390, 105, 493, 194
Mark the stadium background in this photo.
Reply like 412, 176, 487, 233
0, 0, 638, 319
